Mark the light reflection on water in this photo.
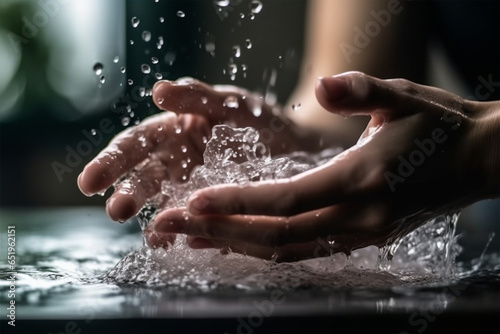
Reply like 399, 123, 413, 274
0, 207, 499, 322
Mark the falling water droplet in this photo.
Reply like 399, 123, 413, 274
224, 96, 239, 108
131, 17, 140, 28
93, 63, 103, 75
177, 10, 185, 18
250, 0, 263, 14
99, 75, 106, 84
215, 0, 230, 7
120, 66, 126, 73
142, 30, 151, 42
151, 57, 159, 64
232, 45, 241, 58
122, 117, 131, 126
245, 39, 252, 49
141, 64, 151, 74
292, 103, 301, 111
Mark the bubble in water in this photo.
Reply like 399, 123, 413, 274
131, 17, 140, 28
159, 16, 164, 23
232, 45, 241, 58
122, 117, 131, 126
177, 11, 185, 18
120, 66, 126, 73
129, 39, 135, 45
90, 129, 97, 136
245, 39, 252, 49
128, 79, 134, 85
93, 63, 103, 75
158, 98, 164, 105
292, 103, 301, 111
174, 125, 182, 134
141, 64, 151, 74
142, 30, 152, 42
151, 57, 159, 64
99, 76, 105, 84
250, 0, 263, 14
155, 73, 163, 80
215, 0, 230, 7
228, 63, 237, 74
224, 96, 239, 108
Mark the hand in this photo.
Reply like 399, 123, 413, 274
149, 72, 499, 261
78, 78, 318, 224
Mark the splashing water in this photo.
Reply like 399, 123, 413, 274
103, 125, 464, 290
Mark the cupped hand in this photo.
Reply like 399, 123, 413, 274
149, 72, 498, 261
78, 78, 318, 224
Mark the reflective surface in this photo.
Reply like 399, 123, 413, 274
0, 208, 499, 334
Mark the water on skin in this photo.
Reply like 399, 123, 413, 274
100, 125, 470, 289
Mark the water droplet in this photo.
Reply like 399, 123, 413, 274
90, 129, 97, 136
120, 66, 126, 73
131, 17, 140, 28
181, 160, 188, 168
151, 57, 159, 64
201, 97, 208, 104
292, 103, 301, 111
215, 0, 230, 7
180, 145, 187, 153
232, 45, 241, 58
205, 42, 215, 53
159, 16, 164, 23
141, 64, 151, 74
164, 52, 176, 65
174, 125, 182, 134
155, 73, 163, 80
128, 79, 134, 85
158, 98, 164, 105
228, 63, 237, 74
138, 135, 147, 147
250, 0, 263, 14
129, 39, 134, 45
142, 30, 151, 42
99, 75, 106, 84
224, 96, 239, 108
252, 106, 262, 117
245, 39, 252, 49
122, 117, 131, 126
93, 63, 103, 75
177, 10, 185, 18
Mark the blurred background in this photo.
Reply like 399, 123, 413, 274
0, 0, 498, 254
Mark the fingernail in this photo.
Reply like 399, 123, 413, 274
188, 237, 215, 249
187, 194, 212, 215
318, 76, 349, 101
153, 80, 170, 92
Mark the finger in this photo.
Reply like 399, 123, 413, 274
185, 143, 383, 217
144, 224, 176, 249
106, 159, 168, 222
315, 71, 463, 119
152, 78, 260, 122
78, 112, 178, 196
153, 203, 382, 248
